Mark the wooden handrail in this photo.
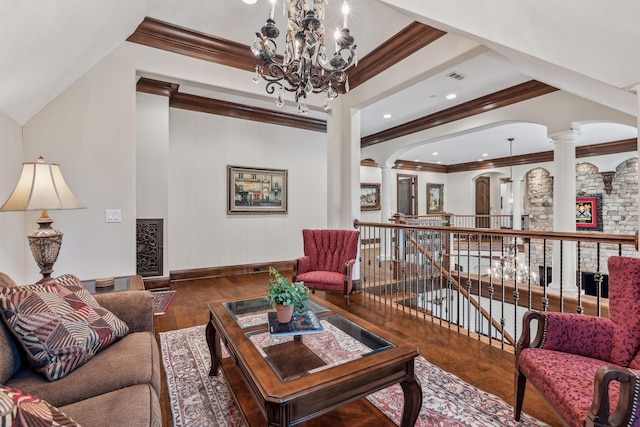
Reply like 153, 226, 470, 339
354, 219, 638, 249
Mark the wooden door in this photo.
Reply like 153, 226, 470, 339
397, 174, 418, 215
475, 176, 490, 228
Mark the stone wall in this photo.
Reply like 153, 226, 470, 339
524, 159, 638, 277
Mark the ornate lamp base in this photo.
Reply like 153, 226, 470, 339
28, 211, 63, 283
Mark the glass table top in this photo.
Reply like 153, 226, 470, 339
245, 313, 395, 382
224, 296, 329, 329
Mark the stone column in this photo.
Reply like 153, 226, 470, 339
549, 130, 579, 296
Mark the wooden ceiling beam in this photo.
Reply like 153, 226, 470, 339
362, 80, 559, 148
127, 17, 259, 72
348, 22, 446, 90
136, 77, 326, 132
170, 92, 326, 133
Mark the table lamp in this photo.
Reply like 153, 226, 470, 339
0, 157, 85, 282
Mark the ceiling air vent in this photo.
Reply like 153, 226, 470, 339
446, 71, 466, 81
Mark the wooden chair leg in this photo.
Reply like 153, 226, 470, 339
344, 293, 350, 310
514, 370, 527, 421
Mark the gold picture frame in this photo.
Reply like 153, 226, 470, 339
426, 183, 444, 213
360, 183, 381, 211
227, 166, 288, 214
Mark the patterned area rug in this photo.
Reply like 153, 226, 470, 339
159, 325, 548, 427
152, 290, 176, 315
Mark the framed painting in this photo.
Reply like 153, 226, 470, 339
427, 183, 444, 214
576, 194, 602, 231
360, 183, 381, 211
227, 166, 288, 214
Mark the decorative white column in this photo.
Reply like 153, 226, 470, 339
549, 130, 579, 296
632, 84, 640, 233
380, 163, 393, 222
511, 175, 522, 230
326, 98, 361, 280
325, 98, 360, 229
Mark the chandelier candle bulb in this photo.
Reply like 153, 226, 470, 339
342, 1, 349, 29
269, 0, 276, 20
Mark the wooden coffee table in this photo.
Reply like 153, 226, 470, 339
206, 294, 422, 426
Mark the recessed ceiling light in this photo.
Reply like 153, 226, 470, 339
482, 153, 488, 157
436, 161, 442, 164
414, 158, 420, 162
477, 159, 484, 162
383, 113, 392, 119
446, 93, 457, 100
242, 0, 257, 4
432, 152, 438, 156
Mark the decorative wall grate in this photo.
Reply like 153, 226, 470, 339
136, 219, 163, 277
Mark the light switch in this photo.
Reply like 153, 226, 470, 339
105, 209, 121, 223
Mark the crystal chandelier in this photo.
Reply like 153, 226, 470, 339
489, 244, 537, 284
251, 0, 357, 113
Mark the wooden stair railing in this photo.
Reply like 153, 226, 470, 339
401, 228, 516, 346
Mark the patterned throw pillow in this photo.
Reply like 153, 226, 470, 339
0, 274, 129, 381
0, 384, 80, 426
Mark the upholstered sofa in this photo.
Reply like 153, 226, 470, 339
0, 274, 162, 426
515, 256, 640, 427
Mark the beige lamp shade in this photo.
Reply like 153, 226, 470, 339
0, 156, 84, 283
0, 157, 84, 212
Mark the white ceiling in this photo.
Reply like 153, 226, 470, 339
0, 0, 637, 166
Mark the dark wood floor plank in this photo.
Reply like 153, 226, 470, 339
153, 272, 563, 426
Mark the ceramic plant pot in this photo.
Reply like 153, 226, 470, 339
275, 304, 294, 323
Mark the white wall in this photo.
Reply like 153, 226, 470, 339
0, 112, 26, 282
136, 92, 170, 274
166, 108, 327, 271
22, 45, 137, 283
4, 39, 330, 282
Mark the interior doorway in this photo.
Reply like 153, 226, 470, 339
475, 176, 490, 228
397, 174, 418, 215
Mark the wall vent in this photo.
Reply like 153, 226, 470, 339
446, 71, 466, 81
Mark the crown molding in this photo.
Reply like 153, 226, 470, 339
397, 138, 637, 174
127, 17, 445, 95
136, 77, 179, 97
348, 22, 446, 90
576, 138, 637, 158
361, 80, 559, 148
360, 158, 379, 168
393, 159, 447, 173
170, 92, 326, 132
136, 77, 326, 132
127, 17, 259, 72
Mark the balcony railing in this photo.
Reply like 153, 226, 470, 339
354, 218, 638, 351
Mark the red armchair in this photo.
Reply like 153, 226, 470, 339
293, 229, 360, 309
514, 256, 640, 427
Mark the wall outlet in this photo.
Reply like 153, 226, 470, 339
105, 209, 121, 223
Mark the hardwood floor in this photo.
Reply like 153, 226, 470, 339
153, 272, 563, 427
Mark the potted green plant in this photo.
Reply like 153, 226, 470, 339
266, 266, 310, 323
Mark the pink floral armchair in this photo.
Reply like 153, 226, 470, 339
293, 229, 360, 309
514, 256, 640, 427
